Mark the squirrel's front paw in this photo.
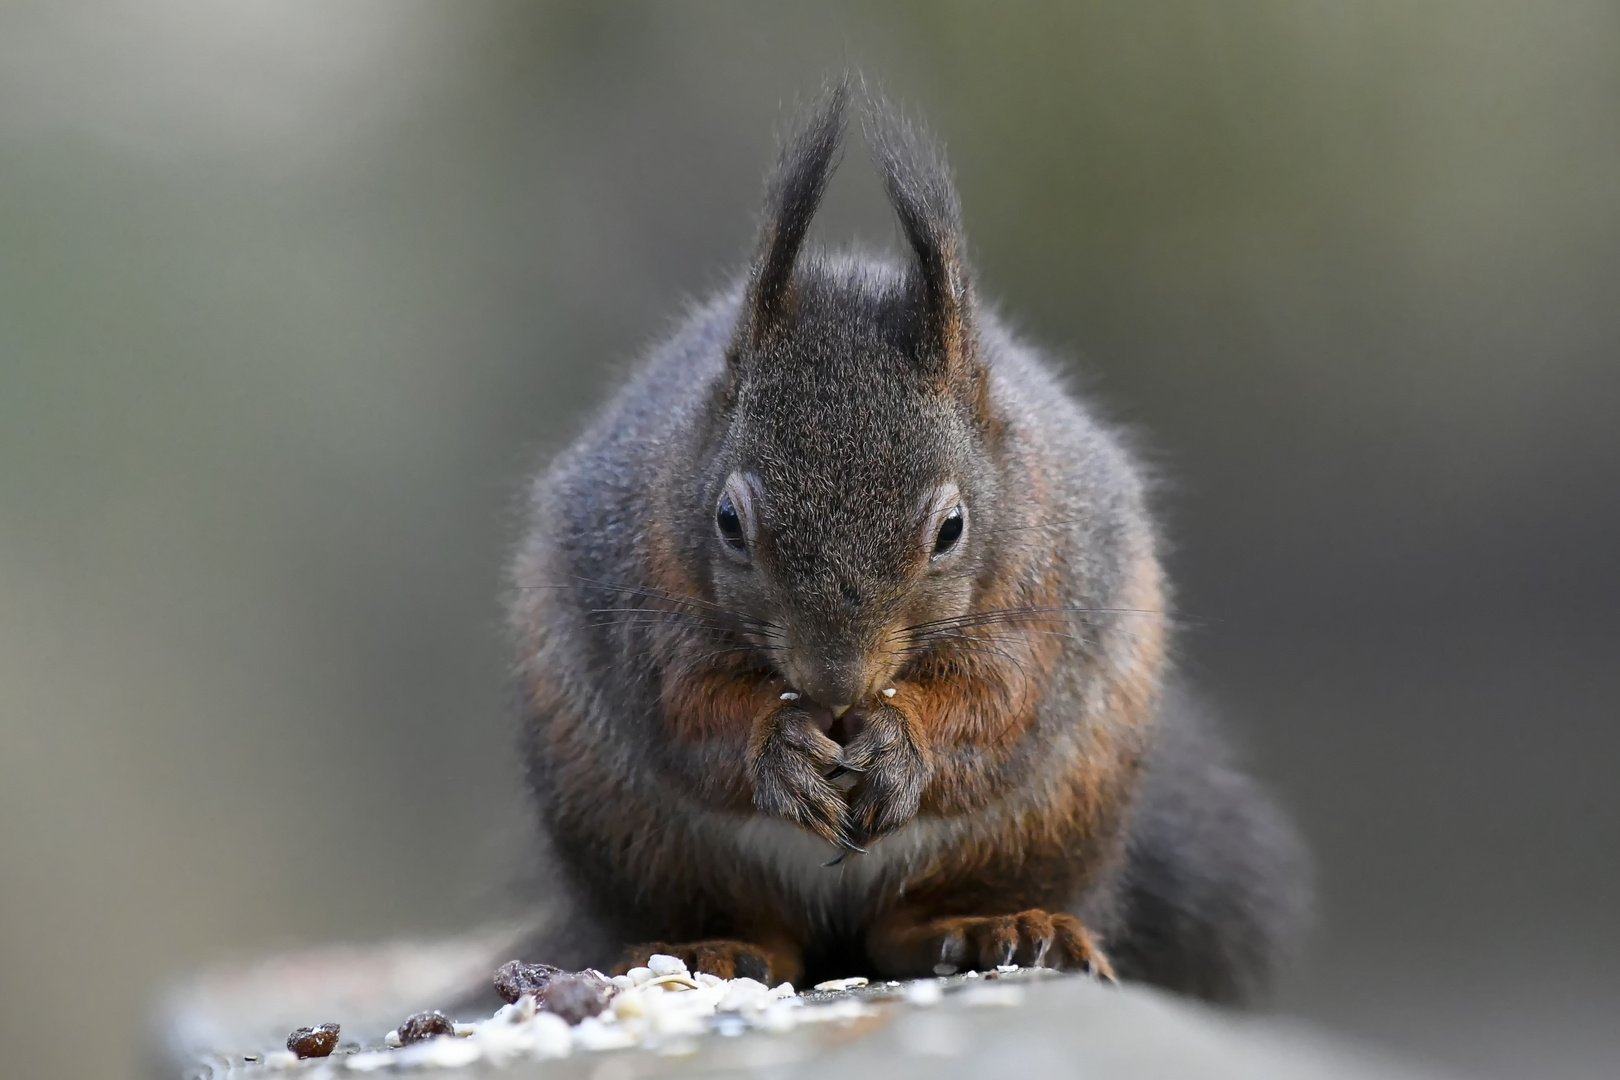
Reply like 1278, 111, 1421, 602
748, 703, 854, 849
840, 702, 930, 845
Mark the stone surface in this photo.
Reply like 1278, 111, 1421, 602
159, 929, 1468, 1079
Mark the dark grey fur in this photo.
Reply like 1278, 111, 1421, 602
509, 83, 1309, 1004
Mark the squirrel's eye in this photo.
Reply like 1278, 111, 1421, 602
933, 505, 965, 557
716, 492, 747, 552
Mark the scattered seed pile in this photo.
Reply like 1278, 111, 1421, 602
256, 954, 990, 1071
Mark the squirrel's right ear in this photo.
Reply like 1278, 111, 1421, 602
737, 80, 849, 351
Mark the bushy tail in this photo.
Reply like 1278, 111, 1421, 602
1110, 686, 1313, 1005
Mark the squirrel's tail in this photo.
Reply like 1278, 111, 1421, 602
1108, 685, 1314, 1006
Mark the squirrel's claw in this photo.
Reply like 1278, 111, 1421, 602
842, 702, 931, 845
749, 701, 853, 848
821, 835, 869, 868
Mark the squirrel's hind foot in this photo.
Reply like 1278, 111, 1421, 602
870, 909, 1117, 981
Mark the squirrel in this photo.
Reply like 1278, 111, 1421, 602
508, 82, 1309, 1006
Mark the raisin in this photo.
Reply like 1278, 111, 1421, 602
397, 1010, 455, 1045
286, 1023, 340, 1058
540, 972, 609, 1025
493, 959, 563, 1004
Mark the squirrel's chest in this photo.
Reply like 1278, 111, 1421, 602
724, 814, 964, 921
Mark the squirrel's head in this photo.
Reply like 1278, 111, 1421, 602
697, 84, 999, 717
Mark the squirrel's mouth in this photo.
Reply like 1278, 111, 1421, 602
776, 639, 903, 728
792, 696, 870, 746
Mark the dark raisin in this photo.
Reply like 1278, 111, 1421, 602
540, 972, 610, 1025
397, 1010, 455, 1045
493, 959, 563, 1004
286, 1023, 340, 1058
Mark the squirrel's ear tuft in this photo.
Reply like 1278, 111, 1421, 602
864, 92, 981, 400
740, 79, 849, 348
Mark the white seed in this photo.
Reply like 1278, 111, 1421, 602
780, 691, 800, 700
716, 979, 771, 1012
412, 965, 815, 1060
383, 1029, 402, 1048
882, 687, 897, 698
812, 975, 869, 992
646, 953, 689, 977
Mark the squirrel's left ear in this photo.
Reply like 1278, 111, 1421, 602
865, 94, 985, 414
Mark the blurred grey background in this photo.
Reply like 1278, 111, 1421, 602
2, 2, 1617, 1078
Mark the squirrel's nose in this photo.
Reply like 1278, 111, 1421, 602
786, 652, 867, 715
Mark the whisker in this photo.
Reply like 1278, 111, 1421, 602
910, 624, 1093, 648
902, 633, 1027, 669
902, 605, 1163, 633
519, 575, 780, 629
586, 606, 787, 639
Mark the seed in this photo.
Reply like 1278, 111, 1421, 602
286, 1023, 339, 1058
882, 688, 897, 698
540, 972, 611, 1024
780, 691, 800, 701
493, 959, 563, 1004
646, 953, 689, 977
397, 1010, 455, 1045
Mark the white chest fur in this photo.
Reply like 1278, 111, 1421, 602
718, 812, 970, 931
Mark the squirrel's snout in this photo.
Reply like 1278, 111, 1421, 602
783, 651, 871, 719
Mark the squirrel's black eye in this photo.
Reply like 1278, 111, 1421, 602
933, 505, 965, 556
716, 492, 747, 552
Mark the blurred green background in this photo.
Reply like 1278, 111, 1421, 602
2, 3, 1618, 1078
